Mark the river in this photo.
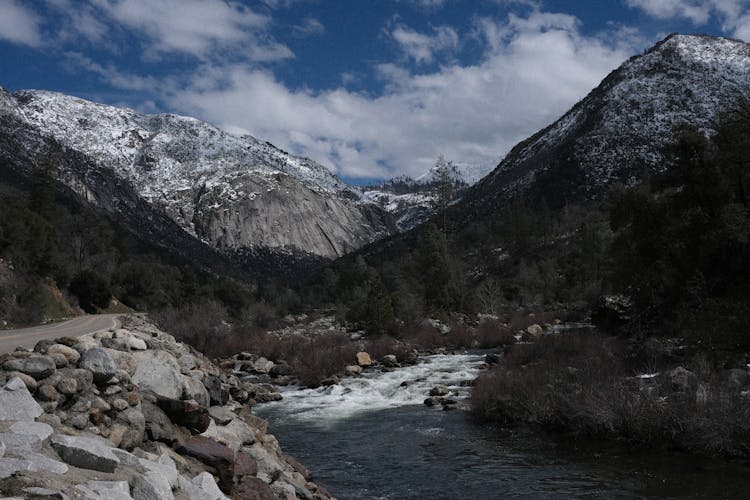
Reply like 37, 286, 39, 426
255, 353, 750, 499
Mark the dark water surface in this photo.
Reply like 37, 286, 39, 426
255, 354, 750, 499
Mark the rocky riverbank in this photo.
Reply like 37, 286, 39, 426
0, 314, 333, 499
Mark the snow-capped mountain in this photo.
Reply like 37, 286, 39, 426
464, 34, 750, 215
0, 89, 396, 263
361, 161, 484, 230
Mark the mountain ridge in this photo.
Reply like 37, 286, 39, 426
0, 87, 397, 266
462, 33, 750, 215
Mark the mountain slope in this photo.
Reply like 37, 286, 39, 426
463, 34, 750, 215
1, 89, 395, 262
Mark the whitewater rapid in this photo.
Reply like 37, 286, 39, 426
260, 353, 486, 424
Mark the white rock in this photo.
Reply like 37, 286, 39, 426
132, 471, 173, 500
200, 418, 256, 451
137, 453, 179, 489
78, 480, 133, 500
0, 377, 44, 421
192, 472, 227, 500
132, 351, 183, 399
10, 421, 53, 441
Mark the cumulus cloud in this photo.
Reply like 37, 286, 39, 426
626, 0, 712, 24
390, 24, 459, 64
162, 10, 634, 179
626, 0, 750, 41
90, 0, 293, 61
0, 1, 43, 47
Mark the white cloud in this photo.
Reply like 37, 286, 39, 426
64, 52, 163, 92
292, 17, 325, 37
390, 24, 459, 64
0, 1, 43, 47
626, 0, 712, 24
90, 0, 293, 61
626, 0, 750, 42
159, 10, 634, 180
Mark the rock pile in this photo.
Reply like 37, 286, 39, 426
0, 314, 333, 499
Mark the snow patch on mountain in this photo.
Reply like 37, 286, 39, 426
9, 89, 395, 259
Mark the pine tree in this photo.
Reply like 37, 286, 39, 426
431, 155, 454, 234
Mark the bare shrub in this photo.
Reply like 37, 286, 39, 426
404, 324, 448, 350
476, 318, 515, 348
365, 335, 414, 363
471, 330, 750, 457
154, 301, 230, 355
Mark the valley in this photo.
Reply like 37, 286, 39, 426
1, 22, 750, 500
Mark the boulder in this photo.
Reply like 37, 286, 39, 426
203, 375, 230, 406
188, 472, 228, 500
526, 324, 543, 337
49, 353, 69, 368
0, 432, 42, 453
110, 408, 146, 450
233, 451, 258, 477
13, 450, 68, 475
9, 421, 53, 441
73, 337, 100, 354
178, 353, 198, 372
381, 355, 399, 367
0, 377, 44, 421
200, 419, 257, 451
47, 344, 81, 364
132, 350, 183, 400
137, 453, 179, 489
208, 406, 234, 425
3, 356, 56, 380
182, 375, 210, 408
142, 401, 178, 444
176, 435, 235, 468
252, 357, 274, 374
78, 481, 133, 500
344, 365, 362, 376
49, 434, 120, 472
132, 471, 174, 500
152, 393, 210, 434
356, 352, 372, 367
55, 378, 78, 396
104, 349, 137, 376
233, 476, 275, 500
176, 436, 235, 492
429, 385, 449, 396
37, 384, 60, 402
79, 348, 118, 383
58, 368, 93, 393
7, 371, 37, 392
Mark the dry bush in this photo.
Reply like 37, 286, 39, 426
476, 318, 515, 348
365, 335, 414, 363
447, 324, 476, 349
154, 301, 230, 355
404, 325, 449, 350
507, 310, 558, 331
471, 331, 750, 457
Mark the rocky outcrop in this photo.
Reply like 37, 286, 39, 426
0, 314, 334, 499
3, 89, 396, 261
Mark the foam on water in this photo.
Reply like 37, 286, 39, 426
263, 353, 485, 424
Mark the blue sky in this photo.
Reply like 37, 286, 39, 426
0, 0, 748, 183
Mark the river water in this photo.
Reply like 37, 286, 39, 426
255, 353, 750, 499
